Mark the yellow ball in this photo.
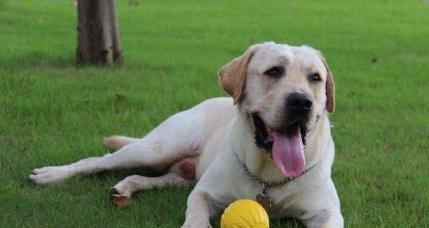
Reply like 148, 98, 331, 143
220, 199, 269, 228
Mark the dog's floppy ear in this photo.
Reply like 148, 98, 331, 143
322, 57, 335, 113
218, 45, 259, 104
312, 48, 335, 113
313, 49, 335, 113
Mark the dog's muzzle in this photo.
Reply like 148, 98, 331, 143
252, 92, 313, 178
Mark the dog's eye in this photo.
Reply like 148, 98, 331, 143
308, 73, 322, 82
264, 66, 284, 78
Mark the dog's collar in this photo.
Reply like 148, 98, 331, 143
234, 152, 318, 210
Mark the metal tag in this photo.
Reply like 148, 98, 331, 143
256, 193, 272, 210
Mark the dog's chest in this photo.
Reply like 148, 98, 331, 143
233, 173, 298, 213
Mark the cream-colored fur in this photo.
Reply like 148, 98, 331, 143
30, 42, 343, 228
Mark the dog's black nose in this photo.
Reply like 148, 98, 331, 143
286, 93, 313, 114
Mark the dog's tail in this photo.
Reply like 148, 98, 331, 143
103, 135, 139, 150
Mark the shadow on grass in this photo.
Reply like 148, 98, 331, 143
25, 167, 305, 227
88, 170, 304, 227
210, 213, 304, 228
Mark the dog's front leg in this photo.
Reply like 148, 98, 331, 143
302, 209, 343, 228
181, 192, 216, 228
294, 180, 344, 228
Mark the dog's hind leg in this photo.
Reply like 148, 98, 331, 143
109, 157, 197, 207
103, 135, 139, 150
109, 156, 197, 207
109, 173, 191, 207
29, 107, 208, 185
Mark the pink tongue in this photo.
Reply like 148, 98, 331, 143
272, 127, 305, 178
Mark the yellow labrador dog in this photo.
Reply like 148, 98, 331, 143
30, 42, 343, 227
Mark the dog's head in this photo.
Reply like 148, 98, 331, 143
218, 42, 335, 178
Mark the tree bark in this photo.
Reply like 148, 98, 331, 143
76, 0, 123, 65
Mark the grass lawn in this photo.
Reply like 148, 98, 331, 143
0, 0, 428, 227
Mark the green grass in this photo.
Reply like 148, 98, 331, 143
1, 0, 428, 227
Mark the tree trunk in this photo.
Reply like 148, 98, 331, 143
76, 0, 123, 65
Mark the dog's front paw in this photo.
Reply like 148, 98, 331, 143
181, 220, 212, 228
29, 165, 74, 185
108, 187, 131, 208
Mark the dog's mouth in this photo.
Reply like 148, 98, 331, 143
253, 113, 307, 178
